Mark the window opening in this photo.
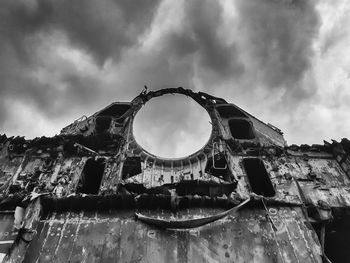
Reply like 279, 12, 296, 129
323, 214, 350, 263
77, 158, 105, 194
229, 119, 255, 140
122, 157, 142, 180
242, 158, 275, 197
216, 105, 247, 118
96, 104, 130, 117
95, 116, 112, 133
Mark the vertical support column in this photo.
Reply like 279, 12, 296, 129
171, 161, 174, 184
151, 160, 156, 187
189, 159, 193, 180
142, 157, 148, 184
196, 156, 203, 178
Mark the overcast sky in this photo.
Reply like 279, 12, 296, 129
0, 0, 349, 157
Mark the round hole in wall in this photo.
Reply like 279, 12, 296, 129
133, 94, 212, 158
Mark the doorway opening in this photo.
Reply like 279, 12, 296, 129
242, 158, 275, 197
77, 158, 105, 194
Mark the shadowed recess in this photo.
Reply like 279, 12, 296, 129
77, 158, 106, 194
242, 158, 275, 197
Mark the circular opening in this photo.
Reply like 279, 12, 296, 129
133, 94, 212, 158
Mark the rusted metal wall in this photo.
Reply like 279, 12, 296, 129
0, 89, 350, 262
16, 208, 321, 263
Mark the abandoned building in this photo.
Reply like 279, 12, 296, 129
0, 87, 350, 262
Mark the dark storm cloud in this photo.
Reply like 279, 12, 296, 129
154, 0, 320, 106
236, 0, 320, 90
1, 0, 339, 149
0, 0, 161, 132
0, 44, 100, 122
1, 0, 161, 63
183, 0, 244, 77
162, 0, 244, 77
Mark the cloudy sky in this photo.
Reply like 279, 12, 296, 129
0, 0, 349, 157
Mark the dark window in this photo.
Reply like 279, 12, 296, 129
216, 105, 247, 118
96, 104, 130, 117
242, 158, 275, 197
122, 157, 142, 180
77, 158, 105, 194
323, 214, 350, 263
95, 116, 112, 133
229, 119, 255, 140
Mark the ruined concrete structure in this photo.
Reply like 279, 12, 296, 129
1, 88, 350, 262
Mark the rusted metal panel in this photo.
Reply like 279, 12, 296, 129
248, 116, 286, 148
0, 213, 17, 262
17, 208, 321, 263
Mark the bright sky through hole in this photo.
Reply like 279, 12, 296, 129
133, 94, 212, 158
